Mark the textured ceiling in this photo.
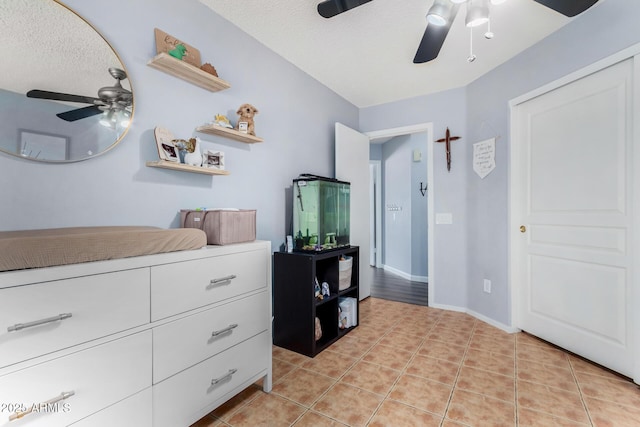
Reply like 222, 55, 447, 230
0, 0, 128, 105
200, 0, 576, 108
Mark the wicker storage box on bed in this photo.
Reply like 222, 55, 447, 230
180, 209, 256, 245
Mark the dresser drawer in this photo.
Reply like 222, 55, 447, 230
0, 269, 150, 368
151, 249, 267, 321
70, 388, 151, 427
153, 291, 269, 383
153, 331, 270, 427
0, 331, 151, 427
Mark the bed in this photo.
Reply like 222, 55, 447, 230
0, 226, 207, 272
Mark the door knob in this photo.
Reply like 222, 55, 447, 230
520, 225, 526, 233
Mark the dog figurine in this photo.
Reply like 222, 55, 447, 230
235, 103, 259, 135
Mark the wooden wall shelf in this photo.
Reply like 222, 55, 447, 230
146, 161, 230, 176
196, 124, 264, 144
147, 53, 231, 92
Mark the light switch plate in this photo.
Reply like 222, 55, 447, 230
435, 213, 453, 224
413, 149, 422, 162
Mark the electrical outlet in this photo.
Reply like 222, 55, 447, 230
483, 279, 491, 294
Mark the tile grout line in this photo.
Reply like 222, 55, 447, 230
436, 316, 476, 427
283, 306, 411, 426
362, 315, 437, 426
346, 309, 426, 426
514, 333, 519, 426
232, 302, 454, 426
567, 356, 596, 427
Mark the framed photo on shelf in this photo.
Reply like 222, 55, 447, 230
203, 150, 225, 170
18, 129, 69, 161
154, 126, 179, 162
237, 122, 248, 134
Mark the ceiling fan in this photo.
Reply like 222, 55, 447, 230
26, 67, 132, 122
317, 0, 599, 63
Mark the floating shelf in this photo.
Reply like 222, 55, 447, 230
146, 161, 230, 176
196, 124, 264, 144
147, 53, 231, 92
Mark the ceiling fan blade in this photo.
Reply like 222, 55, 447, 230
413, 5, 460, 64
56, 105, 102, 122
27, 90, 99, 105
533, 0, 599, 17
317, 0, 373, 18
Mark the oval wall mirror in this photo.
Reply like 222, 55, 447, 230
0, 0, 134, 163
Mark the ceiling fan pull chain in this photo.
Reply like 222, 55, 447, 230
468, 27, 476, 62
485, 17, 494, 39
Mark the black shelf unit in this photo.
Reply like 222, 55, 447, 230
273, 246, 359, 357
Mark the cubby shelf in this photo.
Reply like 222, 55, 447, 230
273, 247, 359, 357
145, 161, 230, 176
196, 124, 263, 144
147, 53, 231, 92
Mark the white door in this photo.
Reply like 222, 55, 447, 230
335, 123, 371, 300
511, 58, 635, 378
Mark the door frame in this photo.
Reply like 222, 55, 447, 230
365, 123, 434, 305
369, 160, 382, 267
509, 43, 640, 382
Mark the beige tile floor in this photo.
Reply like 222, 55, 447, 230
192, 297, 640, 427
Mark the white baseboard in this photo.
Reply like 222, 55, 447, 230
430, 303, 519, 334
381, 265, 428, 283
466, 308, 520, 334
430, 303, 466, 313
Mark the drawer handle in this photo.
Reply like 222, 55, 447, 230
211, 323, 238, 337
7, 313, 72, 333
211, 369, 237, 386
210, 275, 237, 286
9, 390, 75, 422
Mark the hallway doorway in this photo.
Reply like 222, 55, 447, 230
367, 126, 430, 305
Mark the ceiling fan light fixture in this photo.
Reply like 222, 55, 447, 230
450, 0, 467, 4
99, 110, 117, 128
119, 111, 131, 128
426, 0, 453, 26
465, 0, 490, 27
490, 0, 506, 4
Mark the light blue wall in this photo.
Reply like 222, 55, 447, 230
361, 88, 468, 309
382, 135, 412, 274
410, 134, 428, 278
0, 0, 358, 255
361, 0, 640, 324
369, 134, 428, 278
465, 0, 640, 326
4, 0, 638, 328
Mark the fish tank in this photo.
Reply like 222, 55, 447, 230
293, 174, 350, 252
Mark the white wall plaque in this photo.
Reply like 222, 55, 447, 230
473, 138, 496, 179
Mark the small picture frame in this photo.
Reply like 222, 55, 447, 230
202, 150, 225, 170
237, 122, 248, 134
154, 126, 179, 162
160, 142, 179, 162
18, 129, 69, 161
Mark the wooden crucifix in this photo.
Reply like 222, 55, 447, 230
436, 127, 461, 172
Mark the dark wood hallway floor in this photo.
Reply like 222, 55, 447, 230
369, 267, 428, 306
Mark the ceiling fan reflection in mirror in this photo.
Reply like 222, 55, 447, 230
317, 0, 599, 63
26, 67, 132, 127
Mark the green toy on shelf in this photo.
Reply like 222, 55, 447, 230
168, 43, 187, 60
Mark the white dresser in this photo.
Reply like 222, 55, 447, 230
0, 241, 272, 427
